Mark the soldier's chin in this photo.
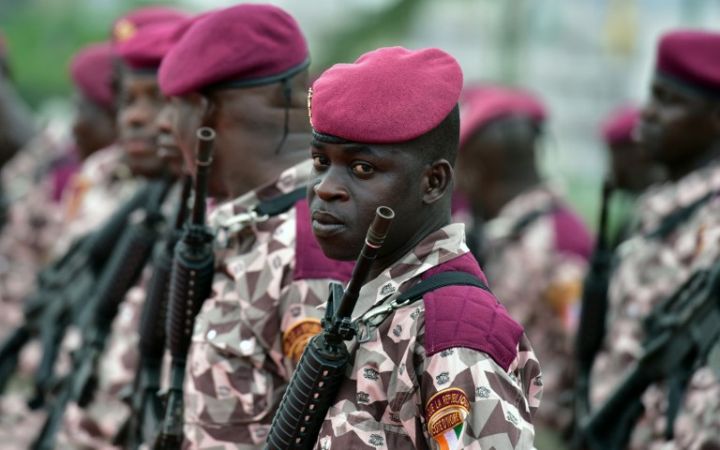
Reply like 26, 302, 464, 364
315, 237, 359, 261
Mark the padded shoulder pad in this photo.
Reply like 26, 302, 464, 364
293, 199, 354, 282
552, 206, 593, 261
422, 253, 523, 371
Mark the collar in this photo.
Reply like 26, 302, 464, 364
351, 222, 468, 320
208, 158, 313, 232
638, 160, 720, 233
483, 184, 560, 242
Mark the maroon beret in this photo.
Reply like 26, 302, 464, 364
657, 29, 720, 97
70, 42, 114, 108
159, 4, 309, 96
459, 85, 546, 148
116, 18, 192, 71
310, 46, 463, 144
111, 6, 188, 45
601, 105, 640, 146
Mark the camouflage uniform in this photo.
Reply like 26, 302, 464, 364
591, 162, 720, 449
183, 160, 354, 449
473, 185, 591, 431
312, 223, 543, 450
55, 143, 138, 257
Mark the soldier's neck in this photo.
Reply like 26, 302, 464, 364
668, 144, 720, 181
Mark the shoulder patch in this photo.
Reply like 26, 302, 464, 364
282, 317, 322, 362
293, 199, 354, 282
425, 387, 470, 450
422, 253, 523, 371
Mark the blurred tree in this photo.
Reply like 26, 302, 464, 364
0, 0, 179, 109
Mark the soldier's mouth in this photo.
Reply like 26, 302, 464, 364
311, 210, 346, 237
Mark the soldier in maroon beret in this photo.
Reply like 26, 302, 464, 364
588, 29, 720, 449
453, 85, 591, 438
158, 4, 355, 448
305, 47, 542, 449
70, 42, 117, 161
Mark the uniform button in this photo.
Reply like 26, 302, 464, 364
207, 329, 217, 340
239, 340, 254, 354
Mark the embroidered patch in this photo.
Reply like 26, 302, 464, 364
425, 387, 470, 450
282, 318, 322, 362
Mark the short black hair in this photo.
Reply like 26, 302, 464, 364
407, 103, 460, 166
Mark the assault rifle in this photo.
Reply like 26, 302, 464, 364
578, 260, 720, 450
266, 206, 395, 450
115, 175, 192, 450
154, 128, 216, 449
0, 184, 153, 397
31, 177, 172, 450
572, 180, 614, 442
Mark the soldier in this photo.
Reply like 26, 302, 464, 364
57, 6, 188, 253
454, 85, 591, 434
56, 17, 195, 449
302, 46, 542, 449
599, 105, 666, 248
590, 29, 720, 449
157, 4, 354, 447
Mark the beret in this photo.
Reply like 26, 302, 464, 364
657, 29, 720, 97
70, 42, 114, 108
116, 19, 192, 71
459, 85, 546, 148
601, 105, 639, 146
111, 6, 188, 45
310, 46, 463, 144
159, 4, 309, 96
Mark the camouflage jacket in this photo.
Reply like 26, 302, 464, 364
474, 186, 591, 430
55, 143, 138, 257
312, 223, 543, 450
183, 160, 354, 449
591, 162, 720, 449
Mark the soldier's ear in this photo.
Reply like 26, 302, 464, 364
421, 159, 453, 204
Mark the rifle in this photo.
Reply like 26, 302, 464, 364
31, 177, 172, 450
578, 260, 720, 450
0, 184, 153, 397
115, 175, 192, 450
572, 180, 614, 443
154, 128, 216, 449
266, 206, 395, 450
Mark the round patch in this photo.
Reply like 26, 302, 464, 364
282, 317, 322, 362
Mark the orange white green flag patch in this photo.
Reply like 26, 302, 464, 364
425, 387, 470, 450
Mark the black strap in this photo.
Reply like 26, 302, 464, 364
254, 187, 307, 218
394, 271, 489, 305
647, 190, 718, 240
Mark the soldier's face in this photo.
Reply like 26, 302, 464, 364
117, 71, 166, 177
72, 92, 116, 160
169, 94, 228, 199
156, 101, 184, 178
307, 140, 426, 261
639, 77, 718, 168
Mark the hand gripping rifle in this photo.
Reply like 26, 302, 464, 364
31, 177, 172, 450
578, 260, 720, 450
115, 175, 193, 450
154, 128, 216, 449
0, 184, 152, 397
266, 206, 395, 450
572, 180, 614, 444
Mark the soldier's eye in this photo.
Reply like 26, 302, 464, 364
351, 162, 374, 177
312, 154, 329, 170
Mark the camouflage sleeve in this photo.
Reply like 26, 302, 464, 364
420, 343, 538, 450
671, 366, 720, 449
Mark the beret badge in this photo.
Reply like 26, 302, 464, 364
114, 19, 137, 43
307, 86, 313, 125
